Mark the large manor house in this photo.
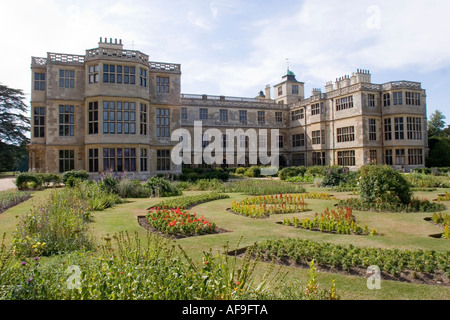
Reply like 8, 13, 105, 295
29, 38, 428, 178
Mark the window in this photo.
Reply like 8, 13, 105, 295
311, 103, 321, 116
292, 85, 299, 95
239, 110, 247, 124
385, 150, 393, 166
275, 112, 283, 123
336, 96, 353, 111
384, 118, 392, 141
199, 108, 208, 120
337, 150, 356, 166
59, 150, 74, 172
393, 92, 403, 105
394, 117, 404, 140
103, 101, 136, 135
103, 148, 136, 172
202, 134, 210, 148
312, 130, 321, 145
405, 92, 420, 106
396, 149, 405, 165
292, 153, 305, 166
278, 86, 283, 96
407, 117, 422, 140
337, 126, 355, 143
291, 109, 303, 121
140, 68, 147, 87
88, 102, 98, 135
369, 150, 377, 164
59, 105, 74, 136
220, 109, 228, 122
383, 93, 391, 107
88, 149, 99, 173
59, 70, 75, 88
140, 148, 148, 171
257, 111, 265, 125
369, 119, 377, 141
33, 107, 45, 138
278, 135, 284, 148
181, 107, 187, 120
292, 134, 305, 147
157, 149, 171, 171
313, 152, 326, 166
103, 65, 136, 84
34, 73, 45, 90
140, 104, 147, 135
88, 65, 99, 84
367, 94, 375, 107
156, 108, 170, 137
408, 149, 423, 165
156, 76, 169, 93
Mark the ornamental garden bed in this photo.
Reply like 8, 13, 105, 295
227, 240, 450, 287
138, 206, 228, 239
276, 206, 378, 236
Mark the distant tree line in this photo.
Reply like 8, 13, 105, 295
0, 83, 30, 173
427, 110, 450, 167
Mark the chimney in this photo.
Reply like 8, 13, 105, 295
265, 84, 271, 100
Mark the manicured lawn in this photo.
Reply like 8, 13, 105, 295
1, 186, 450, 300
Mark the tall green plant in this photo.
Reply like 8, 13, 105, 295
358, 165, 412, 205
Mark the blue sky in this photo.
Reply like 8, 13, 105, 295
1, 0, 450, 123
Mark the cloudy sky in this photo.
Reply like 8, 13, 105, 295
1, 0, 450, 121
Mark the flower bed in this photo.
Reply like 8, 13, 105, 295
146, 207, 216, 237
338, 197, 446, 213
281, 206, 376, 236
436, 192, 450, 202
252, 238, 450, 280
0, 190, 31, 214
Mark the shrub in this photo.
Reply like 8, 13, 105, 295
244, 166, 261, 178
358, 165, 412, 205
15, 173, 43, 190
219, 180, 305, 195
117, 179, 152, 198
235, 167, 246, 175
38, 173, 62, 187
100, 172, 120, 194
12, 188, 95, 257
305, 166, 327, 177
178, 168, 229, 182
145, 177, 182, 197
278, 167, 306, 180
321, 166, 344, 187
405, 172, 450, 188
61, 170, 89, 184
150, 192, 229, 210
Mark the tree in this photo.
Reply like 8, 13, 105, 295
0, 83, 30, 172
427, 110, 446, 138
426, 137, 450, 167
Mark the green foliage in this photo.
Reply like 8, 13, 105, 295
339, 197, 446, 213
145, 177, 182, 197
116, 179, 152, 198
178, 167, 229, 182
243, 166, 261, 177
218, 179, 305, 196
255, 238, 450, 277
0, 232, 337, 300
405, 172, 450, 188
61, 170, 89, 184
358, 165, 412, 205
150, 192, 229, 210
278, 166, 307, 180
15, 172, 43, 190
426, 137, 450, 167
0, 191, 31, 214
427, 110, 446, 138
305, 166, 327, 177
235, 167, 246, 175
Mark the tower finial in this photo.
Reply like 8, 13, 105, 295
286, 58, 290, 71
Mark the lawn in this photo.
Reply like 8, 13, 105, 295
1, 184, 450, 300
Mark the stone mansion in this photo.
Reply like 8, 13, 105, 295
29, 38, 428, 178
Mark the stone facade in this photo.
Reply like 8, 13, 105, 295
29, 39, 428, 178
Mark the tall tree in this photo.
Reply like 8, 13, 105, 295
427, 110, 446, 138
0, 83, 30, 172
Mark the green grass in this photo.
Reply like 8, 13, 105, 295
1, 186, 450, 300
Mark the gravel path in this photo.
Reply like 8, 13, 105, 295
0, 178, 17, 191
